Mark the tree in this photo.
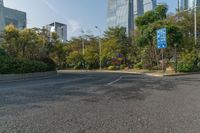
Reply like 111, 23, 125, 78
67, 51, 83, 69
50, 42, 68, 69
2, 24, 20, 56
83, 36, 99, 69
102, 27, 131, 67
134, 5, 183, 69
2, 25, 57, 69
19, 29, 39, 58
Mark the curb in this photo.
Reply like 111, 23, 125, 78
0, 71, 58, 82
58, 70, 200, 77
163, 72, 200, 77
58, 70, 142, 75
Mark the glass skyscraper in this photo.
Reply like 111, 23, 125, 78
0, 0, 26, 32
179, 0, 200, 10
107, 0, 157, 35
107, 0, 132, 34
46, 22, 68, 42
143, 0, 157, 13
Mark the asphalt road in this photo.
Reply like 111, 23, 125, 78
0, 72, 200, 133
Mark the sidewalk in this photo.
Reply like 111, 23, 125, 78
58, 69, 200, 77
106, 69, 200, 77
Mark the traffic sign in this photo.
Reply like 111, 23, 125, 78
157, 28, 167, 49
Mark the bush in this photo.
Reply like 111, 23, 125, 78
0, 56, 55, 74
134, 62, 143, 69
108, 66, 117, 70
0, 48, 7, 56
38, 57, 56, 71
177, 50, 200, 72
120, 64, 126, 70
73, 62, 83, 70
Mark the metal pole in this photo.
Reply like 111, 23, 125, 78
175, 44, 177, 73
81, 30, 85, 69
82, 37, 85, 56
162, 49, 164, 73
194, 0, 197, 47
178, 0, 180, 12
95, 26, 102, 71
99, 37, 102, 71
81, 30, 85, 56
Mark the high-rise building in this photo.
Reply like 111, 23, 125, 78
0, 0, 5, 32
107, 0, 132, 34
46, 22, 67, 42
179, 0, 200, 10
0, 0, 3, 5
0, 0, 26, 32
107, 0, 157, 35
143, 0, 157, 12
134, 0, 144, 19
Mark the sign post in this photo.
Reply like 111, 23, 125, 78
157, 28, 167, 73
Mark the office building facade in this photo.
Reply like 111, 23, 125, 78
46, 22, 67, 42
107, 0, 157, 35
179, 0, 200, 10
107, 0, 131, 34
143, 0, 157, 12
0, 0, 26, 32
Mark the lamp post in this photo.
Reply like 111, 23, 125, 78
81, 30, 85, 56
95, 26, 102, 71
180, 3, 199, 51
81, 29, 85, 69
194, 0, 197, 47
174, 43, 178, 73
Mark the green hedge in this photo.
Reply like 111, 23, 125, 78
0, 48, 7, 56
107, 66, 118, 70
177, 50, 200, 72
0, 56, 55, 74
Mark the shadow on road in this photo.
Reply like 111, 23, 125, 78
0, 73, 177, 107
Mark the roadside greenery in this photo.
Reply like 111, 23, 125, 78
0, 4, 200, 74
0, 25, 57, 74
0, 56, 51, 74
63, 5, 200, 72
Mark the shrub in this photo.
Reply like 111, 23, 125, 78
134, 62, 143, 69
0, 48, 7, 56
108, 66, 117, 70
0, 56, 55, 74
73, 63, 82, 70
120, 64, 126, 70
177, 50, 200, 72
38, 57, 56, 71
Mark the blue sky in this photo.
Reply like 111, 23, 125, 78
4, 0, 177, 39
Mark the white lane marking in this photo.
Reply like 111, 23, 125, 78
106, 76, 122, 86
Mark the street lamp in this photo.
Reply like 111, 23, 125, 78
95, 26, 102, 71
174, 43, 178, 73
178, 2, 199, 53
81, 29, 85, 56
81, 29, 86, 70
194, 0, 197, 47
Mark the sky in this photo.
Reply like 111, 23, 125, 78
4, 0, 178, 40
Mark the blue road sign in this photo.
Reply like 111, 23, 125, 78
157, 28, 167, 49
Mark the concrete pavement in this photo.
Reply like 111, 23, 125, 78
0, 72, 200, 132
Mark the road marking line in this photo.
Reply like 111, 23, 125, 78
106, 76, 122, 86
